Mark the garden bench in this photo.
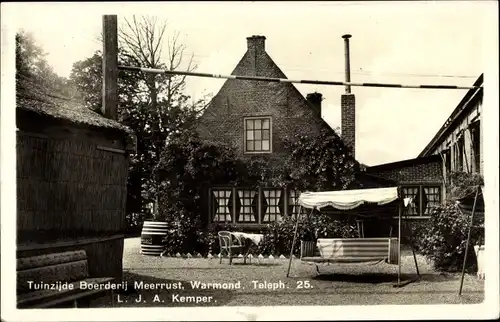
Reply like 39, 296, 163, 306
301, 238, 399, 264
17, 250, 115, 308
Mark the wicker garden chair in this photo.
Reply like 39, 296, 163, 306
218, 231, 247, 265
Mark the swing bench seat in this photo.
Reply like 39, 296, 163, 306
300, 238, 399, 264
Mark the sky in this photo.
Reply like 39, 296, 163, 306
5, 1, 495, 166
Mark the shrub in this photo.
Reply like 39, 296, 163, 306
155, 130, 246, 255
417, 201, 483, 272
124, 212, 145, 236
283, 128, 360, 191
447, 171, 484, 200
257, 212, 358, 256
165, 214, 358, 257
416, 172, 484, 272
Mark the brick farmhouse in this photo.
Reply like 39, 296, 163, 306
195, 35, 389, 229
195, 35, 483, 227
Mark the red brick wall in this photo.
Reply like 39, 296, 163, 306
195, 36, 337, 163
367, 159, 443, 184
341, 94, 355, 158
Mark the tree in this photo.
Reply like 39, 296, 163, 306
16, 30, 76, 98
118, 15, 197, 111
69, 48, 145, 114
16, 31, 44, 78
69, 16, 211, 216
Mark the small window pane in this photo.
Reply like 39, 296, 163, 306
402, 187, 419, 216
263, 189, 283, 222
244, 117, 272, 153
423, 186, 441, 215
247, 119, 254, 129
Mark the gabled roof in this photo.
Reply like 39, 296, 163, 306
419, 74, 483, 157
199, 37, 339, 137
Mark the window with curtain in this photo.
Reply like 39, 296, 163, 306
402, 185, 441, 216
423, 186, 441, 215
402, 186, 419, 216
244, 117, 271, 153
262, 189, 284, 222
212, 189, 232, 222
210, 187, 305, 223
236, 189, 258, 223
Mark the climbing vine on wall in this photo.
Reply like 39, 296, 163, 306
155, 127, 361, 254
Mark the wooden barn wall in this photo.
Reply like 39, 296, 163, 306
17, 237, 124, 282
16, 113, 130, 280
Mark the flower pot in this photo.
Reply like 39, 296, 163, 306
141, 221, 168, 256
474, 245, 485, 279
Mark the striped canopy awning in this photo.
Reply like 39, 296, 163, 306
298, 187, 411, 211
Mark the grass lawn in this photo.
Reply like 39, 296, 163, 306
92, 238, 484, 307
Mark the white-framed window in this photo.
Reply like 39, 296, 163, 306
244, 117, 272, 153
402, 186, 420, 216
262, 189, 283, 222
210, 187, 299, 224
423, 186, 441, 215
212, 189, 232, 222
236, 189, 258, 223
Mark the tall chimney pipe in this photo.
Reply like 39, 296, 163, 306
342, 34, 352, 94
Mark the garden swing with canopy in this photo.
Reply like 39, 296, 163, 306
285, 186, 420, 287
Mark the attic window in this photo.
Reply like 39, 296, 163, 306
244, 117, 272, 153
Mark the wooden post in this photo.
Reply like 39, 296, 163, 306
286, 206, 302, 278
102, 15, 118, 120
459, 186, 480, 295
397, 202, 402, 285
403, 200, 420, 277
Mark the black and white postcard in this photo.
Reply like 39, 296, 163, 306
1, 1, 499, 321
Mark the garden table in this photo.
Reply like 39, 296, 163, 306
231, 232, 264, 259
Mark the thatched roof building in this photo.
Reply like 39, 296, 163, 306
16, 76, 134, 281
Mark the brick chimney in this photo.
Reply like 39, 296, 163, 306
341, 34, 355, 158
341, 94, 355, 156
306, 92, 323, 117
246, 35, 266, 76
247, 35, 266, 52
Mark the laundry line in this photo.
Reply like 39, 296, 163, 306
118, 65, 482, 90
